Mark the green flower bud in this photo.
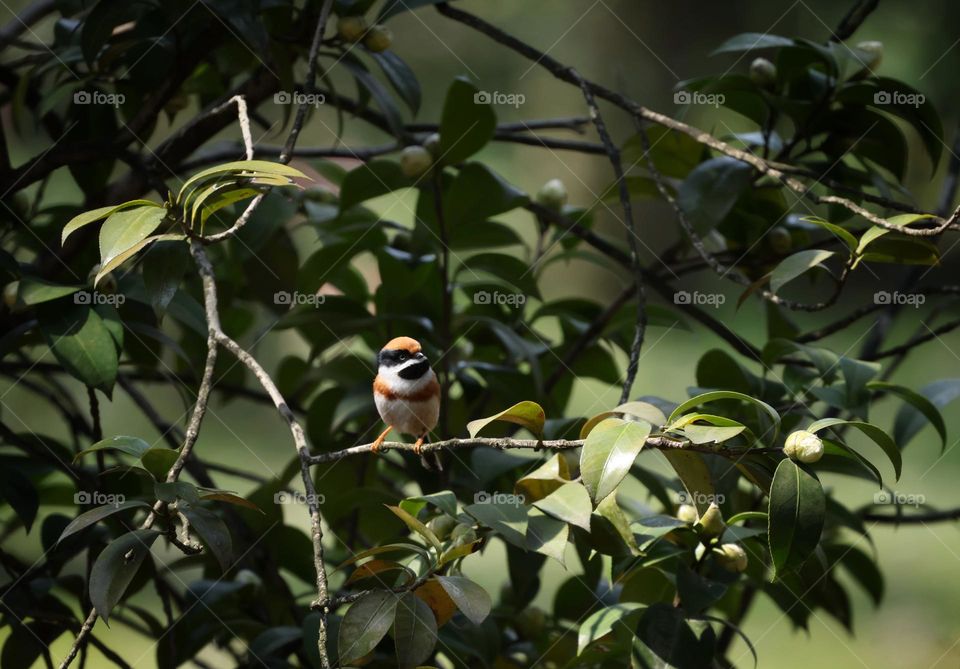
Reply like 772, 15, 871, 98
676, 504, 699, 524
715, 543, 748, 572
337, 16, 368, 42
749, 57, 777, 88
450, 523, 477, 546
535, 178, 567, 210
422, 132, 441, 158
399, 145, 433, 178
3, 282, 18, 309
768, 226, 792, 254
515, 607, 547, 639
427, 514, 456, 540
784, 430, 824, 463
697, 502, 725, 538
857, 41, 884, 70
363, 24, 393, 53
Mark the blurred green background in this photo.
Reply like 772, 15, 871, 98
3, 0, 960, 666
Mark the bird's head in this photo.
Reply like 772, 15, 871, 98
377, 336, 431, 381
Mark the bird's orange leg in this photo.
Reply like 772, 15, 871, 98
413, 434, 427, 456
371, 426, 393, 453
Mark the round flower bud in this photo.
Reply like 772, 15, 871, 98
399, 145, 433, 178
784, 430, 824, 463
535, 178, 568, 210
676, 504, 699, 524
337, 16, 368, 42
422, 132, 441, 158
427, 514, 456, 540
3, 282, 18, 309
749, 57, 777, 88
768, 226, 792, 254
450, 523, 477, 546
715, 543, 748, 572
857, 41, 884, 70
363, 24, 393, 53
514, 606, 547, 639
697, 502, 725, 539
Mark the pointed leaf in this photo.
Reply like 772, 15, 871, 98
466, 400, 545, 438
768, 459, 825, 575
90, 529, 160, 622
436, 575, 491, 625
338, 590, 398, 664
580, 418, 651, 503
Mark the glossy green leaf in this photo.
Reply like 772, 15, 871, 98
808, 418, 901, 479
768, 459, 825, 575
581, 401, 667, 439
436, 575, 491, 625
339, 160, 411, 210
180, 505, 232, 572
90, 529, 160, 622
62, 200, 160, 245
386, 505, 443, 553
74, 436, 152, 462
580, 418, 651, 504
59, 501, 151, 543
578, 603, 645, 654
438, 77, 496, 164
525, 509, 569, 564
392, 591, 437, 668
669, 391, 781, 443
893, 379, 960, 449
466, 400, 545, 438
39, 304, 118, 395
338, 590, 398, 664
769, 249, 835, 294
140, 447, 179, 481
532, 482, 592, 531
678, 157, 754, 233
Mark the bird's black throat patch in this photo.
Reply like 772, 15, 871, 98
397, 360, 429, 380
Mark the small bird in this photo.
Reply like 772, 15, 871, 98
372, 337, 441, 465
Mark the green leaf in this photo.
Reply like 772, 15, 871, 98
769, 249, 835, 294
867, 381, 947, 453
581, 401, 667, 439
444, 163, 528, 225
768, 459, 825, 575
438, 77, 496, 164
178, 160, 307, 204
662, 450, 716, 515
15, 278, 82, 306
399, 491, 458, 518
96, 233, 185, 286
142, 239, 189, 317
74, 436, 151, 462
90, 529, 160, 622
801, 216, 858, 252
525, 509, 568, 564
140, 447, 179, 481
464, 500, 528, 549
338, 590, 398, 664
712, 32, 794, 55
678, 157, 754, 234
514, 453, 570, 501
436, 575, 491, 625
533, 482, 592, 531
682, 423, 746, 444
39, 303, 118, 395
392, 591, 437, 668
590, 493, 641, 556
669, 391, 781, 443
62, 200, 160, 245
580, 418, 651, 504
894, 379, 960, 449
99, 205, 167, 269
386, 505, 443, 553
466, 400, 545, 438
180, 505, 232, 572
808, 418, 901, 480
339, 160, 411, 210
578, 603, 645, 654
371, 51, 421, 114
59, 501, 151, 543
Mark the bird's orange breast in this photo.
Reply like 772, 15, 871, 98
373, 374, 440, 402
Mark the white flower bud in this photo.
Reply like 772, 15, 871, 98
399, 145, 433, 178
749, 57, 777, 88
857, 41, 884, 70
697, 502, 725, 538
676, 504, 699, 524
535, 178, 567, 210
715, 543, 748, 572
784, 430, 824, 463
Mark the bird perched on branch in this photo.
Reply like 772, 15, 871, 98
372, 336, 441, 469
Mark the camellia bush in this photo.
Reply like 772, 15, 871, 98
2, 0, 959, 667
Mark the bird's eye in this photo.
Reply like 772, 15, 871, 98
398, 352, 408, 361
